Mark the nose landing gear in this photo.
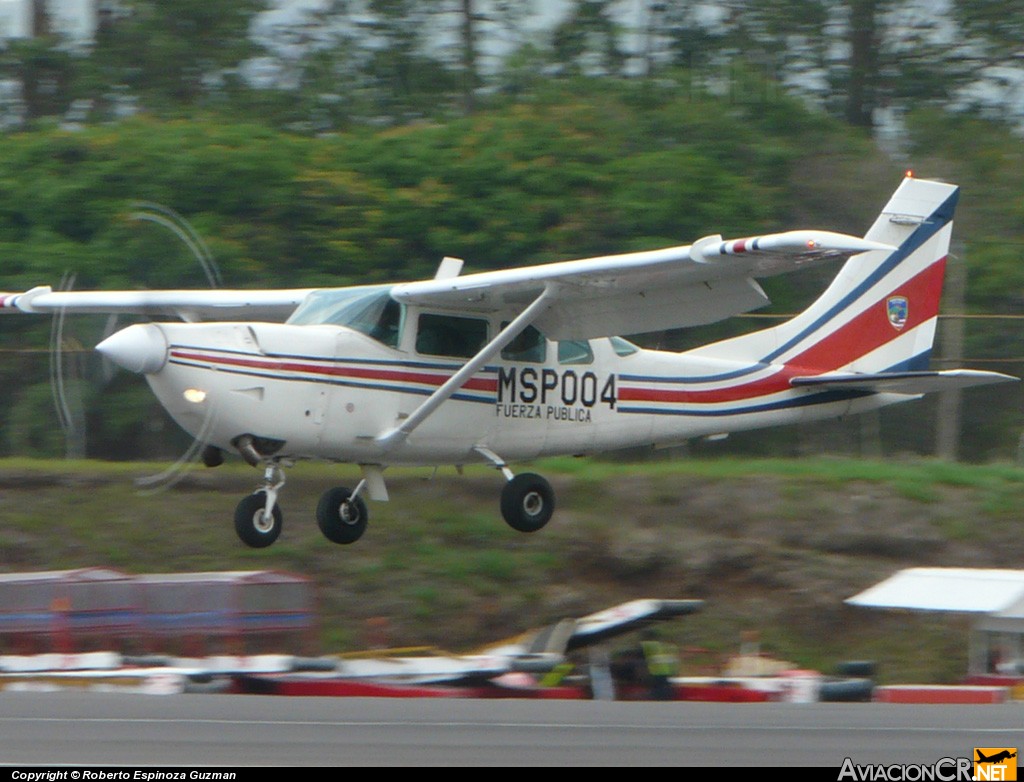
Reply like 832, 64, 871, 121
234, 462, 285, 548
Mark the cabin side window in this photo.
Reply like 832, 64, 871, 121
416, 313, 489, 358
609, 336, 640, 357
500, 323, 546, 363
558, 340, 593, 365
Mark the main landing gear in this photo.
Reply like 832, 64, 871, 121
500, 472, 555, 533
475, 447, 555, 534
232, 453, 554, 548
316, 484, 369, 544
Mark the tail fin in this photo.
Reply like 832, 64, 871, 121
694, 177, 957, 374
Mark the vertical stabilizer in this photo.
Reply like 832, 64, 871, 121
689, 177, 957, 374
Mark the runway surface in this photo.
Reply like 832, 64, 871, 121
1, 693, 1022, 766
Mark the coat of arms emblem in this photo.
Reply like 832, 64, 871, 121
887, 296, 908, 330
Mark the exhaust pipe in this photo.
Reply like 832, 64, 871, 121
234, 435, 263, 467
233, 434, 286, 466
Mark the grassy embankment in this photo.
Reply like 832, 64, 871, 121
1, 456, 1022, 683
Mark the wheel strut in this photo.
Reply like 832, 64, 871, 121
474, 446, 515, 480
348, 478, 367, 505
261, 461, 286, 519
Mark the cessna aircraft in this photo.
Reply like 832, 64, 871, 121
0, 176, 1014, 547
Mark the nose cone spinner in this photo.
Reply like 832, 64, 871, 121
96, 324, 168, 374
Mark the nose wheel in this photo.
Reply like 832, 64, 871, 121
500, 472, 554, 533
234, 461, 286, 548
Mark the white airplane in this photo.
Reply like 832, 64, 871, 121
0, 176, 1014, 547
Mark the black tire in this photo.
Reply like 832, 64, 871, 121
317, 486, 369, 544
234, 491, 282, 548
500, 473, 555, 533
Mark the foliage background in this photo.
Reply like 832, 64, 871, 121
0, 0, 1020, 462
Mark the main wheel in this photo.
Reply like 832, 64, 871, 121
317, 486, 369, 544
234, 490, 282, 548
500, 473, 554, 533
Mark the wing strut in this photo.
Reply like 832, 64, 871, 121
375, 286, 558, 452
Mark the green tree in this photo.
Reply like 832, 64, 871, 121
844, 0, 879, 126
953, 0, 1024, 59
551, 0, 625, 76
89, 0, 266, 112
0, 36, 76, 121
355, 0, 459, 121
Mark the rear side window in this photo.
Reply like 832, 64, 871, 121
609, 336, 640, 357
558, 340, 593, 365
416, 313, 488, 358
500, 323, 546, 363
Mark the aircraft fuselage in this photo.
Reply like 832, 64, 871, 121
143, 318, 899, 467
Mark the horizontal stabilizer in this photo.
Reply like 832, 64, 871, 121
790, 369, 1017, 395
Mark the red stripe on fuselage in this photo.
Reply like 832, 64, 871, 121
169, 350, 499, 393
617, 367, 792, 404
618, 258, 946, 405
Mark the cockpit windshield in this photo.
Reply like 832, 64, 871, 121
287, 285, 403, 348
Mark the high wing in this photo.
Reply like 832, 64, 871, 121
393, 230, 895, 340
1, 230, 887, 332
0, 287, 315, 322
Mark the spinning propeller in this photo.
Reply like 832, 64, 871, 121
49, 203, 224, 490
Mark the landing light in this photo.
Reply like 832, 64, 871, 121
184, 388, 207, 404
